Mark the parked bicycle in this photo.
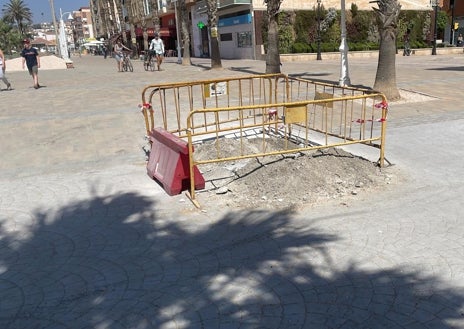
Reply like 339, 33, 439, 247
122, 51, 134, 72
143, 50, 155, 71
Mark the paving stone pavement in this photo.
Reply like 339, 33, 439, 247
1, 53, 464, 328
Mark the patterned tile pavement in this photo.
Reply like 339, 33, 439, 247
0, 53, 463, 328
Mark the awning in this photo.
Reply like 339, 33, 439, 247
134, 27, 175, 38
83, 42, 104, 47
158, 27, 174, 37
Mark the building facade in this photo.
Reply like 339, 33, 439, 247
442, 0, 464, 45
73, 7, 94, 41
89, 0, 462, 60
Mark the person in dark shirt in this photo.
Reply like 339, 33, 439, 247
20, 39, 41, 89
403, 28, 411, 56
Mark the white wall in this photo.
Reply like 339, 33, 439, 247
218, 25, 254, 59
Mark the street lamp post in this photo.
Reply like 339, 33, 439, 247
431, 0, 439, 55
316, 0, 322, 60
59, 8, 73, 62
339, 0, 351, 86
172, 0, 182, 64
451, 0, 455, 45
49, 0, 60, 56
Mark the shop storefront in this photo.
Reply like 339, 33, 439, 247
191, 3, 259, 60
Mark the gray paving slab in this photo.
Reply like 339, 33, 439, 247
1, 53, 464, 328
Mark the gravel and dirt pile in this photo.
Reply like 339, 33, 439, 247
194, 137, 398, 210
190, 88, 430, 210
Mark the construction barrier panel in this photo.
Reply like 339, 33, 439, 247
147, 127, 205, 196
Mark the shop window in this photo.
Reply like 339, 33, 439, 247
221, 33, 233, 42
237, 31, 252, 48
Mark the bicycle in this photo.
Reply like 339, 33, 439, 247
122, 51, 134, 72
143, 51, 155, 71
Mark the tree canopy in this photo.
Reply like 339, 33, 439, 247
2, 0, 33, 37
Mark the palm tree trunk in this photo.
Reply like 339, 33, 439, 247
373, 28, 400, 100
114, 0, 127, 45
265, 0, 282, 74
210, 28, 222, 69
49, 0, 60, 54
206, 0, 222, 69
179, 0, 191, 65
266, 17, 280, 73
373, 0, 401, 101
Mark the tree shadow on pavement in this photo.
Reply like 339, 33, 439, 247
427, 66, 464, 72
0, 192, 463, 328
287, 73, 372, 90
229, 66, 264, 75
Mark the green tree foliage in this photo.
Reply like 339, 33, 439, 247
347, 4, 371, 42
278, 12, 295, 54
1, 0, 32, 37
0, 18, 22, 55
265, 8, 432, 55
294, 11, 315, 43
436, 10, 448, 39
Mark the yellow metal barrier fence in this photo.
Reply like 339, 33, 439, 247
141, 74, 288, 137
140, 74, 388, 204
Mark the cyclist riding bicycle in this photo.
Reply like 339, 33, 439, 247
114, 39, 131, 72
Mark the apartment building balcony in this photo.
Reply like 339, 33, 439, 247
219, 0, 251, 8
195, 0, 251, 13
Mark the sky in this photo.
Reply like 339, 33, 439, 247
0, 0, 90, 23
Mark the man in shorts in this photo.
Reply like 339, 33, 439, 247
149, 33, 165, 71
21, 39, 41, 89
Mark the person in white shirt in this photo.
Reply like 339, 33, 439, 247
149, 33, 165, 71
0, 48, 12, 90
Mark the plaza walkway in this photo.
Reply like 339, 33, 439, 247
0, 53, 463, 328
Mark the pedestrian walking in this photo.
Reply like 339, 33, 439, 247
403, 29, 411, 56
0, 48, 12, 90
457, 34, 463, 47
149, 33, 165, 71
20, 39, 41, 89
103, 44, 108, 59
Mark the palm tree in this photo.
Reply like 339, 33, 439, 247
206, 0, 222, 69
2, 0, 32, 37
114, 0, 127, 45
152, 0, 160, 33
265, 0, 283, 74
372, 0, 401, 100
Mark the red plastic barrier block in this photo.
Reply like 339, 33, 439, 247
147, 128, 205, 196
